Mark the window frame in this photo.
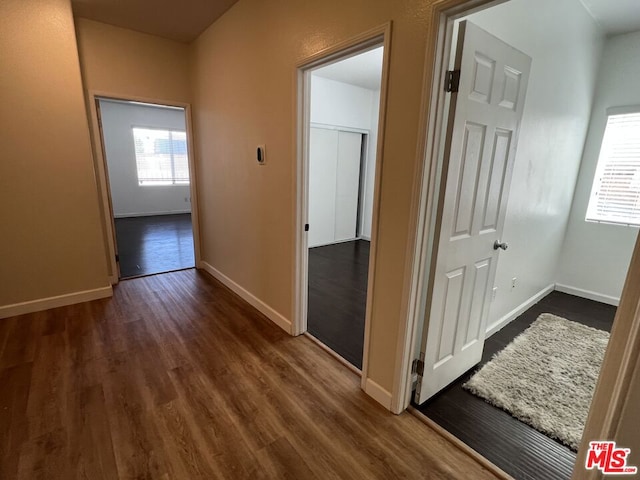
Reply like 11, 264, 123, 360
585, 105, 640, 228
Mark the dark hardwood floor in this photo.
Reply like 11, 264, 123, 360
0, 269, 501, 480
114, 213, 195, 279
416, 291, 617, 480
308, 240, 369, 369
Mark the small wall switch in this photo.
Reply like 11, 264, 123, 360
492, 287, 498, 301
257, 145, 266, 165
511, 277, 517, 290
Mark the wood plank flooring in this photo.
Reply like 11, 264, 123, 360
416, 291, 617, 480
114, 213, 195, 279
308, 240, 369, 368
0, 269, 500, 480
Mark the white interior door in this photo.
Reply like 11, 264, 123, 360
308, 127, 363, 247
415, 21, 531, 403
334, 131, 362, 241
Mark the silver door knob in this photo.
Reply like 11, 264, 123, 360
494, 240, 508, 251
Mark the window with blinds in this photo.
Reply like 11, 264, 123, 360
132, 127, 190, 186
586, 111, 640, 226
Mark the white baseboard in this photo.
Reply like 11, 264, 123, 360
114, 210, 191, 218
555, 283, 620, 307
200, 261, 292, 334
0, 286, 113, 319
309, 236, 372, 249
486, 283, 555, 337
364, 377, 392, 411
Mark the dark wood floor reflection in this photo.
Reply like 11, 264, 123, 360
0, 270, 500, 480
308, 240, 369, 369
416, 291, 616, 480
114, 213, 194, 279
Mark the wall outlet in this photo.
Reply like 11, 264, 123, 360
511, 277, 517, 290
492, 287, 498, 301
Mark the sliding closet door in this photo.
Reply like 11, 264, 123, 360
334, 131, 362, 241
308, 127, 363, 247
309, 128, 338, 247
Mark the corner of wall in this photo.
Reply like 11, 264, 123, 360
200, 261, 292, 334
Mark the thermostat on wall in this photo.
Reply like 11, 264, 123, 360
257, 145, 266, 165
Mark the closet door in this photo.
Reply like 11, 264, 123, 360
308, 127, 338, 247
334, 131, 363, 241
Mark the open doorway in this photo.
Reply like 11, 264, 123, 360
295, 32, 389, 377
96, 98, 196, 279
305, 47, 384, 369
406, 0, 640, 478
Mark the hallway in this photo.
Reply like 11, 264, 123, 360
0, 269, 499, 479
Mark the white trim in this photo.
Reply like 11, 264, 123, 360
292, 25, 393, 404
200, 261, 292, 334
309, 237, 369, 249
89, 92, 203, 286
555, 283, 620, 307
485, 284, 555, 337
391, 6, 452, 416
309, 122, 370, 135
364, 378, 393, 410
114, 210, 191, 218
0, 286, 113, 319
393, 0, 521, 414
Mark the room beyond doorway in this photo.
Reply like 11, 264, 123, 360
302, 45, 384, 369
97, 98, 196, 280
308, 240, 370, 368
114, 213, 195, 278
415, 291, 616, 480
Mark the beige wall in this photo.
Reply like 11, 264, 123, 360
74, 19, 193, 279
575, 234, 640, 478
190, 0, 432, 392
75, 18, 191, 103
0, 0, 109, 309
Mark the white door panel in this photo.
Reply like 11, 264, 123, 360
416, 21, 531, 403
309, 128, 338, 247
335, 131, 362, 241
308, 127, 363, 247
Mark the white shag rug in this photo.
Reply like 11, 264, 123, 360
463, 313, 609, 451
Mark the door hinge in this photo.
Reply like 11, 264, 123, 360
304, 224, 309, 232
412, 358, 425, 376
445, 69, 461, 93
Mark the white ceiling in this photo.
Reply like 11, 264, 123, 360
579, 0, 640, 35
312, 47, 384, 91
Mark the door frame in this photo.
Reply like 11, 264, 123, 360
392, 0, 506, 413
87, 91, 202, 283
394, 2, 640, 478
293, 22, 392, 388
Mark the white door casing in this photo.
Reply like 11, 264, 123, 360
415, 21, 531, 403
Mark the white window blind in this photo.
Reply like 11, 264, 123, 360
132, 127, 190, 186
586, 111, 640, 226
